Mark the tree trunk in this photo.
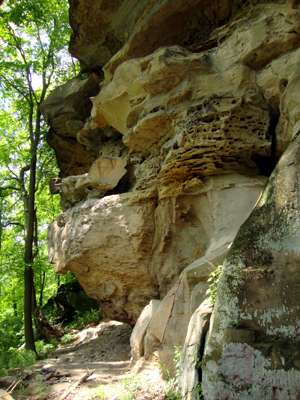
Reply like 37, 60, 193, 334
23, 121, 39, 352
24, 265, 36, 351
39, 271, 46, 307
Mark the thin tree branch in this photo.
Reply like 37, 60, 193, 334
6, 24, 38, 105
0, 185, 19, 192
1, 221, 24, 229
6, 166, 20, 181
19, 165, 30, 196
0, 74, 29, 100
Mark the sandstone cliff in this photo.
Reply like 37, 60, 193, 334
43, 1, 300, 398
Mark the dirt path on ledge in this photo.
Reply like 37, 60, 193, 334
11, 321, 166, 400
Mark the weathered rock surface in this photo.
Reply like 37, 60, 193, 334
69, 0, 149, 70
150, 174, 266, 295
60, 156, 127, 207
49, 192, 158, 323
69, 0, 244, 73
202, 135, 300, 399
140, 175, 265, 370
180, 300, 212, 400
43, 0, 300, 398
130, 299, 160, 362
49, 174, 264, 326
42, 74, 101, 176
91, 47, 272, 198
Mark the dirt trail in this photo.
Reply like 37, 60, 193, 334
7, 321, 166, 400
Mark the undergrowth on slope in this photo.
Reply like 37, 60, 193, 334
162, 346, 182, 400
0, 349, 36, 377
161, 346, 205, 400
60, 332, 77, 344
66, 309, 101, 329
0, 339, 60, 377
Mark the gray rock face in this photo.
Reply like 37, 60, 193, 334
202, 135, 300, 399
118, 175, 265, 373
181, 300, 212, 400
130, 299, 161, 361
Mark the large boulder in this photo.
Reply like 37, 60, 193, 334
180, 300, 213, 400
128, 174, 265, 369
49, 174, 265, 326
48, 192, 158, 324
202, 135, 300, 399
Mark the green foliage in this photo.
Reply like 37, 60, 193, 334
13, 372, 49, 399
60, 333, 76, 345
35, 339, 58, 357
0, 0, 74, 98
0, 338, 59, 376
194, 383, 204, 400
165, 386, 182, 400
118, 375, 143, 400
194, 353, 202, 370
0, 348, 36, 377
122, 375, 143, 393
0, 0, 78, 356
162, 346, 182, 400
119, 394, 134, 400
159, 361, 171, 381
66, 309, 102, 330
96, 385, 106, 400
206, 264, 223, 304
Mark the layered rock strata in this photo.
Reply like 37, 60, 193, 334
44, 0, 300, 398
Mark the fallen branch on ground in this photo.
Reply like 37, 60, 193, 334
59, 370, 94, 400
7, 378, 23, 394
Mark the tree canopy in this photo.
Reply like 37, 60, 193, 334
0, 0, 78, 361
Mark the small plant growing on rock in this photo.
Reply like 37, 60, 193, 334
159, 361, 172, 381
194, 383, 204, 400
119, 393, 134, 400
164, 346, 182, 400
206, 264, 223, 304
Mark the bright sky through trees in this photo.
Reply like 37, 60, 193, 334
0, 0, 78, 361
